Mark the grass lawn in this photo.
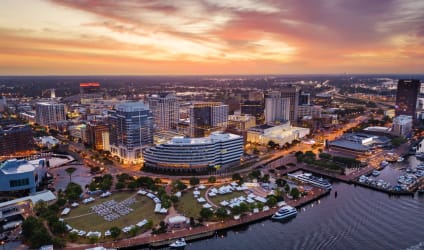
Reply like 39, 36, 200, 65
174, 189, 206, 219
64, 191, 165, 233
209, 191, 246, 205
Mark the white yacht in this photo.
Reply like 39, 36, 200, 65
170, 238, 186, 248
288, 173, 332, 189
272, 205, 297, 220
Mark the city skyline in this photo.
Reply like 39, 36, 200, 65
1, 0, 424, 75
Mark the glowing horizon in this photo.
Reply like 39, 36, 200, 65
1, 0, 424, 75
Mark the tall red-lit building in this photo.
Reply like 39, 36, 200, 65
80, 82, 102, 104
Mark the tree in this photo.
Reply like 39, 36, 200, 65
208, 176, 216, 183
117, 173, 131, 182
276, 179, 286, 187
231, 205, 242, 215
391, 136, 406, 147
290, 187, 300, 199
189, 177, 200, 186
65, 182, 83, 201
115, 181, 125, 190
110, 226, 121, 240
173, 180, 187, 191
266, 196, 278, 207
129, 226, 139, 237
68, 232, 78, 242
127, 181, 138, 190
22, 216, 41, 238
170, 195, 179, 203
65, 167, 77, 184
249, 170, 261, 179
319, 153, 332, 160
267, 140, 277, 149
22, 217, 52, 249
34, 200, 48, 217
145, 220, 154, 230
239, 202, 249, 213
89, 182, 98, 191
232, 173, 241, 181
304, 151, 316, 159
50, 220, 66, 235
200, 208, 213, 220
215, 207, 228, 220
284, 184, 290, 192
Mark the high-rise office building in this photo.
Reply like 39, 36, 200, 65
264, 91, 290, 124
189, 102, 228, 137
299, 92, 311, 105
0, 96, 6, 112
280, 86, 301, 122
35, 102, 66, 126
86, 122, 110, 151
108, 102, 153, 164
148, 93, 179, 131
395, 79, 421, 118
240, 100, 264, 124
0, 124, 35, 159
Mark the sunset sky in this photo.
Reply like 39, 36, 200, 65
1, 0, 423, 75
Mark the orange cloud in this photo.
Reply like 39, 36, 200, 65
0, 0, 422, 74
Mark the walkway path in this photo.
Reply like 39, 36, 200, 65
204, 186, 219, 208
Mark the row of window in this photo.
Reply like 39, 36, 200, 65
10, 178, 30, 188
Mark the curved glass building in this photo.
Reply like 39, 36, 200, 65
143, 132, 243, 172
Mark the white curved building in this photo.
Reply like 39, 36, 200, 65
143, 132, 243, 172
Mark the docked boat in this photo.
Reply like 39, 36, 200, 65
288, 173, 332, 189
380, 161, 389, 168
416, 153, 424, 161
397, 157, 405, 162
372, 170, 381, 177
271, 205, 297, 220
170, 238, 186, 248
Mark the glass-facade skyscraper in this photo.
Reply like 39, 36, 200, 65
108, 102, 153, 164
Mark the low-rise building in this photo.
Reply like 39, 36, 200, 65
246, 122, 310, 147
228, 114, 256, 131
327, 133, 391, 157
0, 159, 48, 194
0, 190, 56, 223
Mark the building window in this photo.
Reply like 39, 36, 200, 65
10, 178, 30, 188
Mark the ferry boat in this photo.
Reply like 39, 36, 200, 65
170, 238, 186, 248
271, 205, 297, 220
287, 173, 332, 189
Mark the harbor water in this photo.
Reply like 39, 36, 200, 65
185, 182, 424, 250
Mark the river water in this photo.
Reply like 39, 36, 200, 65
186, 182, 424, 250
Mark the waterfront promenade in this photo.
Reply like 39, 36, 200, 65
64, 188, 329, 250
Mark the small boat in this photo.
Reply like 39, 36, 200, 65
380, 161, 389, 168
397, 157, 404, 162
372, 170, 380, 177
170, 238, 187, 248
